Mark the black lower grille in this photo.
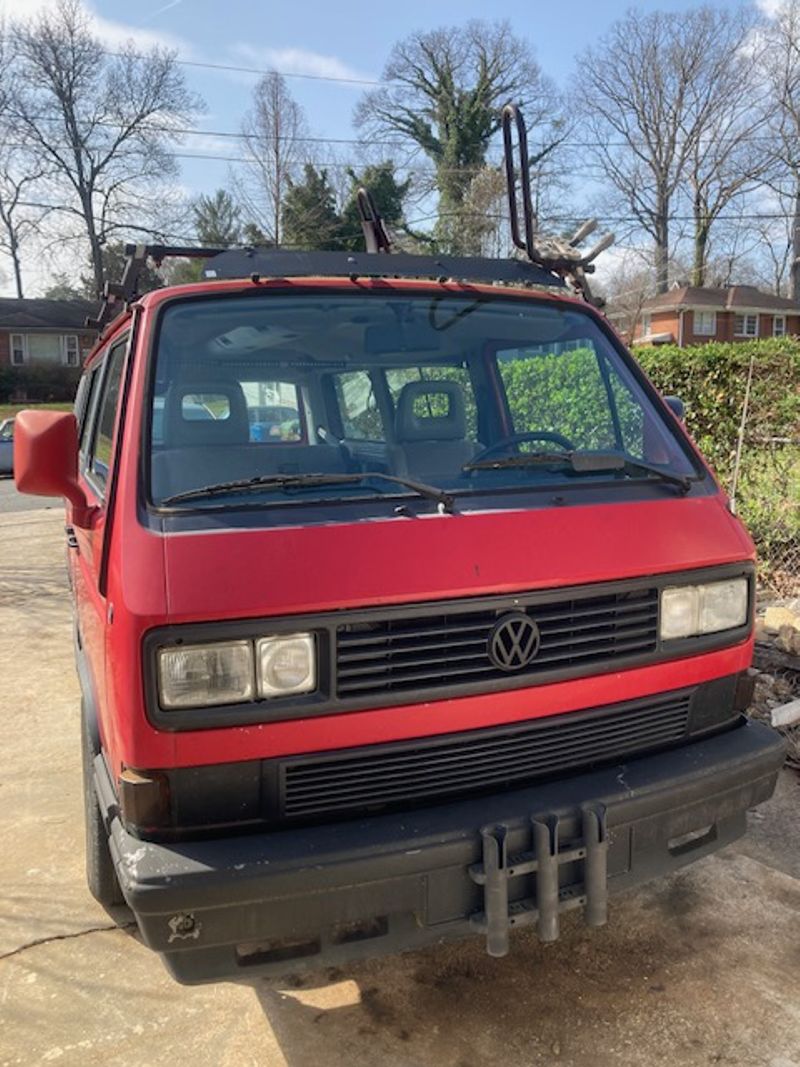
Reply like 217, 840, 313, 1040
281, 690, 692, 820
335, 588, 659, 699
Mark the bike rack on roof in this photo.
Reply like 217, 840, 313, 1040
356, 187, 393, 254
501, 104, 614, 305
87, 105, 613, 332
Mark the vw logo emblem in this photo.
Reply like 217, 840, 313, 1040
488, 612, 541, 671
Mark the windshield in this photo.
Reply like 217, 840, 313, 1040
148, 291, 698, 509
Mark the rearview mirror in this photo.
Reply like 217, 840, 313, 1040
364, 323, 442, 354
14, 410, 95, 526
664, 396, 685, 421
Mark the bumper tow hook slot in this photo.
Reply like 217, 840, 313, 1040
469, 804, 609, 957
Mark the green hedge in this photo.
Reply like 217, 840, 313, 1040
634, 338, 800, 478
636, 339, 800, 588
0, 364, 81, 403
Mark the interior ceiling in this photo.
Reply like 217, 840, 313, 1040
162, 293, 585, 368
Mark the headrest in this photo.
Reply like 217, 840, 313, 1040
163, 381, 250, 446
394, 380, 468, 443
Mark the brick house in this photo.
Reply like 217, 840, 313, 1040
0, 298, 97, 369
631, 285, 800, 347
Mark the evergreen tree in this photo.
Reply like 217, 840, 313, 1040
340, 162, 411, 252
281, 166, 346, 251
193, 189, 242, 247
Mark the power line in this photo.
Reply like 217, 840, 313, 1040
15, 198, 800, 227
0, 36, 388, 87
6, 111, 789, 152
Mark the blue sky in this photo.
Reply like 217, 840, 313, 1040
0, 0, 773, 293
7, 0, 762, 200
137, 0, 722, 193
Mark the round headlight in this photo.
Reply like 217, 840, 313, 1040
257, 634, 316, 697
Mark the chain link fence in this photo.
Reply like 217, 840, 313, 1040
732, 430, 800, 598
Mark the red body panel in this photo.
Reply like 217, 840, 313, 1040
70, 281, 755, 779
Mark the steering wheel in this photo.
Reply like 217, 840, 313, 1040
470, 430, 576, 465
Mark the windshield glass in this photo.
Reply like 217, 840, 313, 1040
148, 291, 698, 508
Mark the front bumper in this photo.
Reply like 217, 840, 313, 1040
101, 719, 784, 984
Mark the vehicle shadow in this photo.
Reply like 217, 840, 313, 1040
242, 870, 729, 1067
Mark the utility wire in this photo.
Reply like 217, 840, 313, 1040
13, 198, 800, 227
3, 111, 788, 151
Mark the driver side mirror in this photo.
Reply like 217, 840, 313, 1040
664, 395, 685, 421
14, 410, 95, 526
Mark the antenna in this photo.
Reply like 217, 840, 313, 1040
501, 104, 614, 304
356, 187, 392, 254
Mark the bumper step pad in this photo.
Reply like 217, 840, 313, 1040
469, 805, 608, 956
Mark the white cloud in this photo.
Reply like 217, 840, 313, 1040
0, 0, 192, 54
755, 0, 782, 16
230, 43, 375, 85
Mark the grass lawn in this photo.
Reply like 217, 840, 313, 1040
0, 402, 72, 420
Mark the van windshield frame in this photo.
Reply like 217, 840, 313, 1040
144, 287, 705, 516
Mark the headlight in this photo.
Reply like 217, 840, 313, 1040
660, 579, 748, 640
257, 634, 316, 697
158, 640, 255, 709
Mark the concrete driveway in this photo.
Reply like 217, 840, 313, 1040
0, 477, 59, 514
1, 508, 799, 1067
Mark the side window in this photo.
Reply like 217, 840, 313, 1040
496, 345, 617, 452
334, 371, 385, 441
87, 342, 127, 491
78, 366, 101, 457
607, 362, 645, 456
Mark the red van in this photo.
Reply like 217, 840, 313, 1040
14, 232, 785, 983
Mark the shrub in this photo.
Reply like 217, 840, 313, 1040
0, 364, 81, 403
635, 338, 800, 591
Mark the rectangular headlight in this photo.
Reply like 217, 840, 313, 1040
158, 640, 254, 709
256, 633, 316, 697
660, 578, 748, 641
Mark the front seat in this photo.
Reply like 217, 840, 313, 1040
152, 380, 252, 499
390, 380, 478, 481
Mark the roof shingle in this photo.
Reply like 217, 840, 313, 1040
0, 298, 97, 331
641, 285, 800, 313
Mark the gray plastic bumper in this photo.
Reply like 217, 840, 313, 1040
101, 720, 784, 984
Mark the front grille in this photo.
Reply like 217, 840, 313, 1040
282, 690, 691, 820
336, 587, 659, 699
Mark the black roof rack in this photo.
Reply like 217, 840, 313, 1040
86, 245, 566, 333
201, 248, 565, 287
88, 104, 613, 332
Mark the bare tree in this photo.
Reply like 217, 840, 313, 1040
10, 0, 200, 296
234, 72, 308, 247
680, 8, 771, 287
598, 254, 655, 340
0, 30, 48, 297
578, 9, 765, 293
0, 142, 51, 298
355, 20, 567, 254
460, 167, 508, 259
763, 1, 800, 301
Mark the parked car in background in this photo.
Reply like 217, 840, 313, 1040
247, 403, 302, 442
0, 418, 14, 475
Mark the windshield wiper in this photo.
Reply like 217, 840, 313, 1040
160, 471, 456, 512
463, 450, 692, 494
